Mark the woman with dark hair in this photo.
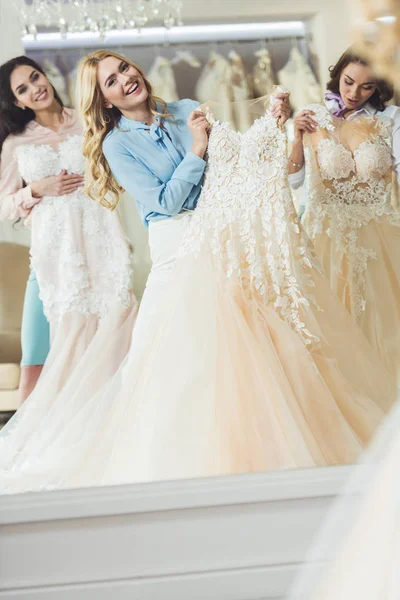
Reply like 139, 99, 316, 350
0, 56, 138, 464
0, 56, 79, 403
288, 45, 400, 377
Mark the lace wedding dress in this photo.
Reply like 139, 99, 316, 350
302, 104, 400, 377
0, 134, 137, 482
0, 96, 395, 493
278, 48, 322, 114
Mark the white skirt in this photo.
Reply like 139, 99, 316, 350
129, 212, 192, 353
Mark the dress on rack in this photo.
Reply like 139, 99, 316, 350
252, 48, 276, 97
0, 95, 395, 493
278, 47, 322, 114
148, 56, 179, 103
302, 103, 400, 377
0, 109, 138, 480
196, 51, 233, 125
42, 58, 70, 107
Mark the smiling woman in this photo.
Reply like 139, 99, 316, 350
0, 54, 138, 476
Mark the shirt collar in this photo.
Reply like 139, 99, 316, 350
118, 103, 165, 132
326, 97, 377, 118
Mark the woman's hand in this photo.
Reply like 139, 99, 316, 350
188, 110, 210, 158
271, 93, 291, 127
293, 110, 319, 142
31, 170, 84, 199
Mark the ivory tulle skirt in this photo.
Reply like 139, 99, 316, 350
0, 245, 396, 493
303, 213, 400, 378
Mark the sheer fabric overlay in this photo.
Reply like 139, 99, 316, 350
303, 104, 400, 377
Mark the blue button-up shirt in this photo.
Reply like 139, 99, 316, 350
102, 99, 206, 226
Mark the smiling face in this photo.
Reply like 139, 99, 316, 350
339, 62, 377, 111
97, 56, 149, 113
10, 64, 55, 112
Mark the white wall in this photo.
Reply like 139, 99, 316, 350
0, 0, 24, 63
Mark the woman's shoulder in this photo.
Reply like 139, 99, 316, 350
165, 98, 200, 115
380, 104, 400, 122
1, 130, 29, 159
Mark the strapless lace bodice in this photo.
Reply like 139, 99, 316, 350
303, 104, 400, 320
180, 108, 322, 345
16, 135, 85, 183
15, 135, 134, 322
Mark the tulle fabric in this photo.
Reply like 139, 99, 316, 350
287, 393, 400, 600
0, 95, 396, 493
303, 214, 400, 378
0, 247, 395, 493
302, 109, 400, 378
0, 305, 137, 479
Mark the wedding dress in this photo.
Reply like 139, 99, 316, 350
252, 48, 276, 97
302, 104, 400, 377
0, 131, 138, 481
43, 59, 70, 107
148, 56, 179, 103
0, 95, 396, 493
196, 51, 233, 125
278, 47, 322, 114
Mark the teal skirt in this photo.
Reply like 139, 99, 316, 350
20, 268, 50, 367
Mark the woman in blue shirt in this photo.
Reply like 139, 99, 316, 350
77, 50, 290, 341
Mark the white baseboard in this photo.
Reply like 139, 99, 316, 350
0, 466, 351, 600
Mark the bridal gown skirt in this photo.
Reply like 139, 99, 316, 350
0, 241, 396, 493
0, 101, 397, 493
303, 213, 400, 378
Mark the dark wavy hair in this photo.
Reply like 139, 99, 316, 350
0, 55, 64, 155
327, 45, 394, 111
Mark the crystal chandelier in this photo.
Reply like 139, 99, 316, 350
14, 0, 184, 41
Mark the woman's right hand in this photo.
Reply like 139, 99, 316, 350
188, 110, 210, 157
31, 170, 84, 199
293, 110, 319, 143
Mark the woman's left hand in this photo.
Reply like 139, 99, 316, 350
271, 93, 291, 126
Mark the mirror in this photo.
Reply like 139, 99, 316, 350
0, 0, 398, 495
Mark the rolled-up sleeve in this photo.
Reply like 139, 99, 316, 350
0, 139, 41, 221
104, 139, 206, 217
288, 165, 305, 190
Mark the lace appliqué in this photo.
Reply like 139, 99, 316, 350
304, 103, 335, 132
304, 114, 399, 321
317, 139, 355, 180
180, 110, 322, 346
16, 136, 134, 323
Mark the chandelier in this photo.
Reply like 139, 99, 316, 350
14, 0, 184, 40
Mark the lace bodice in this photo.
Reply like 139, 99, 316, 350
179, 103, 322, 346
15, 135, 134, 322
303, 104, 400, 319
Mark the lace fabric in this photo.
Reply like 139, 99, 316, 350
15, 134, 135, 323
303, 104, 400, 374
184, 95, 322, 346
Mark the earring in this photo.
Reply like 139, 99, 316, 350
20, 106, 26, 111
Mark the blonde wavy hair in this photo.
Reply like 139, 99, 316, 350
77, 49, 170, 210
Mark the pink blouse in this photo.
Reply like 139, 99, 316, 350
0, 108, 81, 221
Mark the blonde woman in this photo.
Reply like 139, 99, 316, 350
78, 50, 290, 347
